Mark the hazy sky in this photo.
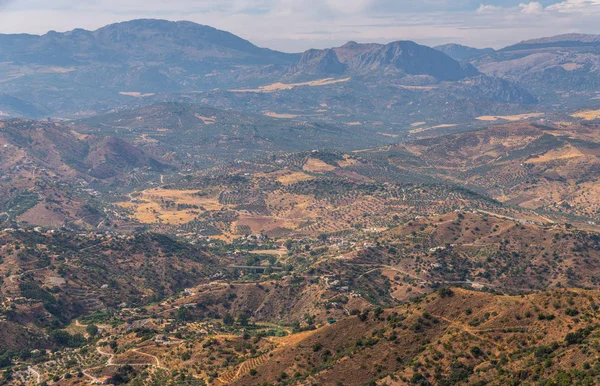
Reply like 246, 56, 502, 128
0, 0, 599, 51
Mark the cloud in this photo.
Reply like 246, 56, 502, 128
547, 0, 600, 12
519, 2, 544, 13
476, 4, 504, 13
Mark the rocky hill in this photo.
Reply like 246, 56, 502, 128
290, 40, 479, 81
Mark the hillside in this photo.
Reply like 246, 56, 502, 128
0, 119, 167, 228
75, 102, 389, 167
5, 287, 600, 385
2, 136, 600, 384
233, 288, 600, 385
348, 121, 600, 224
0, 229, 226, 353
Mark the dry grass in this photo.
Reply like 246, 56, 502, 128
122, 201, 198, 225
36, 66, 76, 74
571, 109, 600, 120
526, 144, 584, 164
337, 155, 358, 168
118, 189, 221, 225
398, 85, 437, 90
277, 171, 315, 185
263, 112, 298, 119
377, 132, 399, 138
195, 114, 216, 124
303, 158, 337, 173
135, 134, 159, 144
69, 130, 89, 140
144, 189, 222, 210
409, 123, 457, 134
476, 113, 544, 122
561, 63, 583, 71
230, 77, 351, 93
118, 91, 155, 98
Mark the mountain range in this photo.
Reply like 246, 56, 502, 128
4, 18, 598, 127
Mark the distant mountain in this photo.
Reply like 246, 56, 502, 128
0, 19, 302, 113
345, 40, 479, 80
0, 19, 533, 123
473, 33, 600, 102
290, 40, 479, 81
0, 19, 297, 67
503, 33, 600, 51
434, 43, 495, 61
287, 48, 347, 78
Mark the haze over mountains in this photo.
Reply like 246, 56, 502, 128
0, 18, 598, 127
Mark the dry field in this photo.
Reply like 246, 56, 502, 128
230, 77, 351, 93
571, 109, 600, 120
409, 123, 457, 134
476, 113, 544, 121
302, 157, 337, 173
276, 171, 315, 185
526, 143, 585, 163
118, 91, 155, 97
118, 189, 221, 225
263, 112, 298, 119
195, 114, 216, 124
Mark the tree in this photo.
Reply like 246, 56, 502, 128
223, 312, 234, 326
438, 287, 454, 298
86, 324, 99, 337
176, 307, 191, 322
237, 313, 249, 326
284, 239, 293, 250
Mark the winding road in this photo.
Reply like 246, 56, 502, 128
351, 264, 536, 292
27, 366, 41, 384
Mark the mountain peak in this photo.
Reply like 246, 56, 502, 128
350, 40, 478, 80
288, 48, 346, 77
341, 41, 360, 48
434, 43, 495, 61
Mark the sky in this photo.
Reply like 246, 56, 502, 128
0, 0, 599, 52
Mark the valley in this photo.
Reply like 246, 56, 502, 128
2, 16, 600, 386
